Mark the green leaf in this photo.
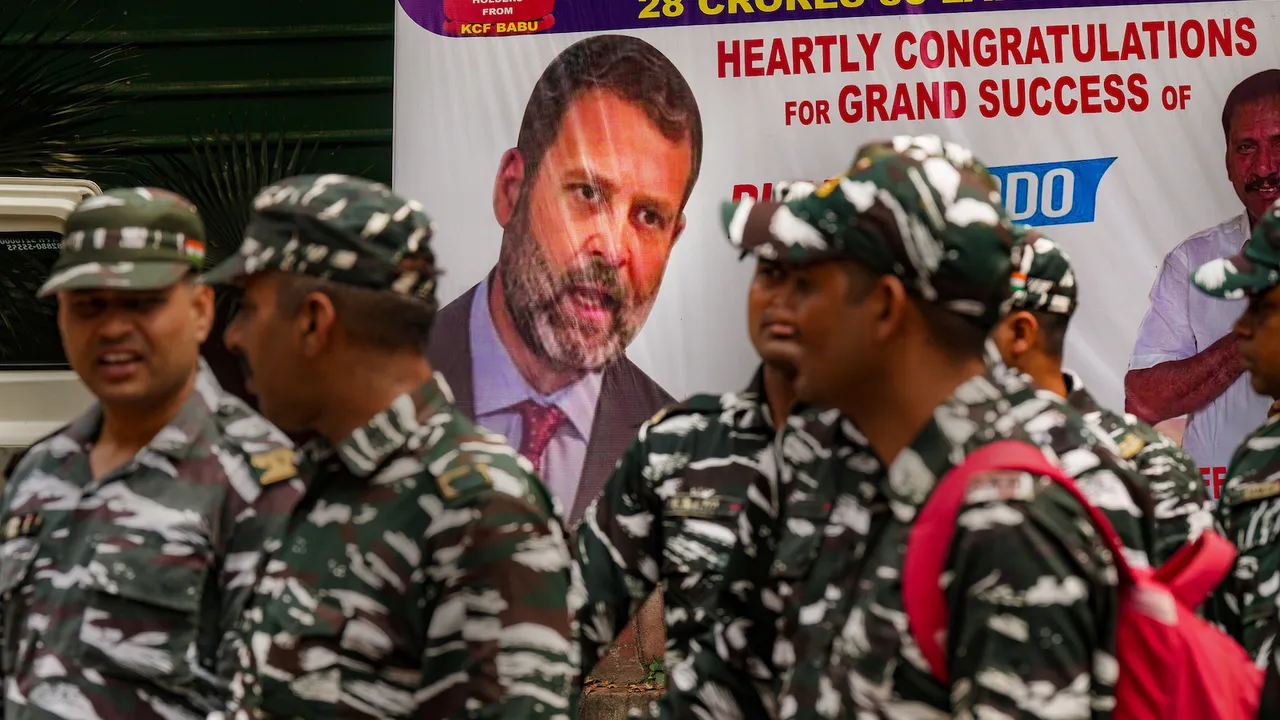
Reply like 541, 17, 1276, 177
125, 116, 322, 265
0, 0, 135, 366
653, 671, 665, 685
0, 0, 136, 177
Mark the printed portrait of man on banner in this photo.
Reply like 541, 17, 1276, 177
1127, 68, 1280, 499
427, 33, 704, 523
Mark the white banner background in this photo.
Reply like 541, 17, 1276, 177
393, 0, 1277, 426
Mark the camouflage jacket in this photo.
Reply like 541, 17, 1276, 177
755, 370, 1162, 719
1063, 370, 1214, 567
1207, 414, 1280, 663
229, 373, 577, 720
0, 360, 302, 720
574, 368, 822, 718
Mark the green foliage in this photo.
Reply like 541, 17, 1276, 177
0, 0, 130, 365
644, 656, 666, 686
127, 118, 322, 266
0, 0, 134, 177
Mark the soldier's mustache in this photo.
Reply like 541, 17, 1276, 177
1245, 174, 1280, 192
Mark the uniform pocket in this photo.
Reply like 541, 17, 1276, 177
79, 532, 211, 684
0, 538, 38, 676
1243, 597, 1278, 659
661, 514, 741, 611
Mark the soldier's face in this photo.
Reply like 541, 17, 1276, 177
1227, 96, 1280, 223
223, 274, 318, 432
747, 258, 803, 373
771, 260, 882, 408
1235, 284, 1280, 397
493, 89, 691, 371
57, 279, 213, 409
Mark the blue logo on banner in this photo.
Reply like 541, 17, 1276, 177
987, 158, 1117, 228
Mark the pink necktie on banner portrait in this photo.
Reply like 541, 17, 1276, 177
514, 399, 567, 477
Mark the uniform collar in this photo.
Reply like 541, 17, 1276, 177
62, 359, 226, 465
883, 370, 1039, 520
1061, 368, 1100, 416
302, 373, 456, 479
731, 364, 821, 433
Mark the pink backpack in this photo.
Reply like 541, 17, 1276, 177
903, 440, 1263, 719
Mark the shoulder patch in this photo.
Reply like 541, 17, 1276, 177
250, 448, 297, 486
1225, 479, 1280, 508
1116, 433, 1145, 460
964, 469, 1038, 504
647, 405, 676, 428
436, 463, 493, 500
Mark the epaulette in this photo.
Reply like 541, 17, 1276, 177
1115, 432, 1145, 460
249, 447, 298, 486
646, 394, 724, 428
435, 463, 494, 500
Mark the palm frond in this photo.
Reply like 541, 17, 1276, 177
0, 0, 137, 176
128, 117, 322, 265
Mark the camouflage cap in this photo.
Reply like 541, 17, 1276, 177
1005, 226, 1079, 317
201, 174, 438, 302
720, 134, 1016, 329
38, 187, 206, 297
1191, 201, 1280, 299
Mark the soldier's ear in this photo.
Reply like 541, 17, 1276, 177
189, 281, 216, 344
297, 291, 338, 357
1009, 311, 1040, 356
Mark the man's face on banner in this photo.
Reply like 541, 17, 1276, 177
1228, 95, 1280, 223
496, 89, 692, 372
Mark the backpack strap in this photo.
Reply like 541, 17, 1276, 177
902, 440, 1134, 684
1151, 531, 1236, 609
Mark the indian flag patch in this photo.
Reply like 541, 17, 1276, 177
185, 238, 206, 262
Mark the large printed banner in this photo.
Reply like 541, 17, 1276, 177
394, 0, 1276, 511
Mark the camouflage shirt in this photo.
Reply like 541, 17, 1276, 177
758, 370, 1154, 719
229, 373, 577, 720
0, 361, 302, 720
1208, 414, 1280, 663
574, 368, 822, 718
1062, 370, 1214, 567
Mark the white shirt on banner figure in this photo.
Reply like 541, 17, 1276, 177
1128, 69, 1280, 500
1130, 214, 1271, 499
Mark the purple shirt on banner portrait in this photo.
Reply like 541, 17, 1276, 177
469, 276, 603, 512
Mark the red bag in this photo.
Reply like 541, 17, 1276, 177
903, 440, 1263, 719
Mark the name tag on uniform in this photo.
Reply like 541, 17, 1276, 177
1, 513, 42, 542
1225, 479, 1280, 507
665, 493, 740, 519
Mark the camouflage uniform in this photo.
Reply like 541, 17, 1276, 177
1191, 205, 1280, 663
202, 175, 578, 719
1007, 231, 1214, 567
714, 135, 1167, 718
0, 189, 303, 719
574, 367, 830, 717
